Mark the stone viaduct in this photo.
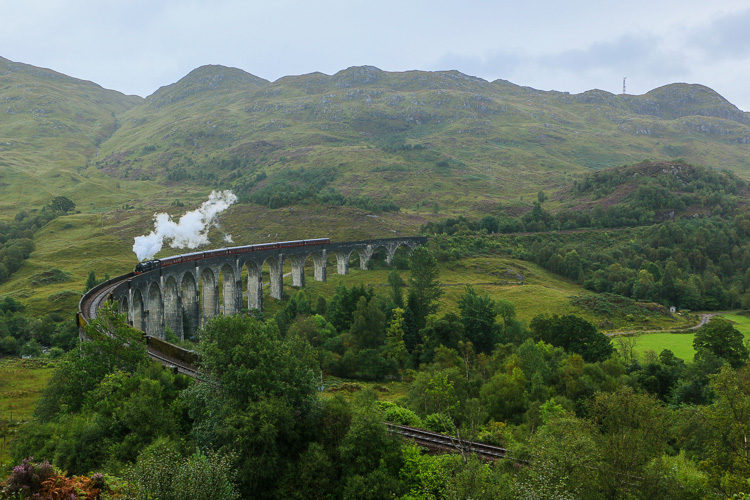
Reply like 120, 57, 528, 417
107, 237, 426, 340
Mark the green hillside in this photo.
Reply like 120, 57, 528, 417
2, 58, 750, 311
93, 65, 750, 215
0, 57, 145, 215
5, 60, 750, 500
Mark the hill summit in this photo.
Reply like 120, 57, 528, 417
90, 65, 750, 215
1, 58, 750, 218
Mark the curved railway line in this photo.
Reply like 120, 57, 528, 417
78, 271, 202, 375
145, 344, 202, 378
77, 241, 518, 462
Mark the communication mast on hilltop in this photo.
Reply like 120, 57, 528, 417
623, 77, 627, 95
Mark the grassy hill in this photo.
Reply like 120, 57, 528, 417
2, 58, 750, 313
261, 254, 694, 333
92, 65, 750, 215
0, 57, 146, 215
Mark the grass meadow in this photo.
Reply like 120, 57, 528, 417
627, 312, 750, 362
0, 358, 55, 464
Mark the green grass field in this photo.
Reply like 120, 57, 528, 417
0, 358, 55, 464
628, 333, 698, 361
626, 312, 750, 361
279, 255, 691, 332
322, 375, 410, 403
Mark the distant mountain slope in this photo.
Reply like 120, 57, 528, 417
91, 65, 750, 214
2, 59, 750, 218
0, 57, 142, 147
6, 58, 750, 315
0, 57, 143, 212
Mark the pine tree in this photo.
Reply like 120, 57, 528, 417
407, 247, 443, 331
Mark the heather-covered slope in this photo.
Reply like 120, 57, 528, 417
93, 65, 750, 214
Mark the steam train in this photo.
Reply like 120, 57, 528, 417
134, 238, 330, 274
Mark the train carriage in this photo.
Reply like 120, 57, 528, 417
134, 237, 330, 274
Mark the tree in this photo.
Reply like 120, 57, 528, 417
420, 313, 464, 364
697, 365, 750, 495
20, 339, 42, 357
0, 296, 25, 313
383, 308, 407, 369
198, 314, 317, 408
694, 317, 749, 368
478, 215, 499, 234
34, 302, 147, 420
348, 296, 386, 351
407, 368, 463, 421
587, 387, 670, 497
186, 314, 319, 499
339, 391, 405, 496
479, 367, 527, 424
49, 196, 76, 213
458, 285, 499, 354
287, 314, 336, 348
530, 314, 614, 362
520, 414, 599, 498
84, 270, 98, 293
129, 444, 239, 500
326, 283, 373, 334
278, 443, 336, 500
387, 269, 405, 308
615, 334, 639, 364
0, 336, 19, 355
407, 247, 443, 331
633, 269, 657, 301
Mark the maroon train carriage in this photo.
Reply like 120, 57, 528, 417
134, 238, 330, 274
160, 250, 204, 268
278, 240, 305, 249
305, 238, 330, 246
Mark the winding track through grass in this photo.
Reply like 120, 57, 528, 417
613, 312, 750, 361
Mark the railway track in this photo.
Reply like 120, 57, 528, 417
387, 424, 509, 461
146, 345, 202, 378
80, 270, 513, 462
78, 273, 202, 377
81, 281, 121, 321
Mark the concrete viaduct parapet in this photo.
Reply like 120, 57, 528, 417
111, 237, 426, 340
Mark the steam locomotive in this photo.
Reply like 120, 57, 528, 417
134, 238, 330, 274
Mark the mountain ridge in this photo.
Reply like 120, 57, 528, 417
91, 63, 750, 214
2, 57, 750, 218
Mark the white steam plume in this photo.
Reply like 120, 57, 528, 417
133, 190, 238, 261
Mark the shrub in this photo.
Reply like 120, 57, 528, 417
3, 457, 55, 497
128, 441, 239, 500
382, 404, 423, 427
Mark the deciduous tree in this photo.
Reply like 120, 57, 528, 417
693, 317, 749, 368
530, 314, 614, 362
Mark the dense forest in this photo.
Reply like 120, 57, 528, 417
423, 163, 750, 311
5, 244, 750, 499
5, 164, 750, 498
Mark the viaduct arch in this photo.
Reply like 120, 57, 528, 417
92, 237, 426, 340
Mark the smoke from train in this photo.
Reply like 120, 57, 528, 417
132, 190, 238, 261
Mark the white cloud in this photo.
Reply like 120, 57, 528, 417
689, 7, 750, 59
1, 1, 749, 109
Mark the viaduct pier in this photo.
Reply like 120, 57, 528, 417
79, 236, 426, 340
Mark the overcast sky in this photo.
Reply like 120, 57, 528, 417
2, 0, 750, 110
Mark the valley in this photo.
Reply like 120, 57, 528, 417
2, 57, 750, 498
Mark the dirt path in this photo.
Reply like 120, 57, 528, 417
604, 313, 719, 337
